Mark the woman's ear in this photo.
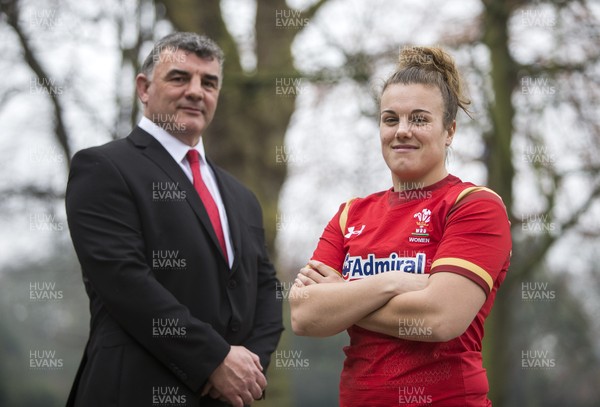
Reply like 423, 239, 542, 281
446, 120, 456, 146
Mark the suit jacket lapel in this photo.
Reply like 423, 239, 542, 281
128, 128, 225, 262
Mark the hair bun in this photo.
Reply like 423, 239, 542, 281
398, 46, 434, 69
398, 46, 455, 84
382, 45, 472, 125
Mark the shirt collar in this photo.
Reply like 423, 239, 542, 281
138, 116, 207, 164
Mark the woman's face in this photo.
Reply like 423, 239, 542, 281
380, 83, 455, 190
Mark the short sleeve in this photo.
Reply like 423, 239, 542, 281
430, 191, 512, 296
310, 202, 348, 274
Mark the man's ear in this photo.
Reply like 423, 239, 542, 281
135, 73, 150, 105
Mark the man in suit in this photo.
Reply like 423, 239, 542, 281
65, 32, 283, 407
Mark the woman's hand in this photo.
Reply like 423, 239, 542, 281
295, 260, 344, 287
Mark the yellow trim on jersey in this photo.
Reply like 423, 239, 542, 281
339, 198, 357, 232
431, 257, 494, 292
455, 186, 501, 205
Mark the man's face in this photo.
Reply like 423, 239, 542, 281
136, 48, 221, 144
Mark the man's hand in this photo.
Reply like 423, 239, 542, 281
295, 260, 344, 287
203, 346, 266, 407
200, 383, 226, 402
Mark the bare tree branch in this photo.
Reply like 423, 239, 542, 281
1, 0, 72, 168
303, 0, 328, 21
0, 87, 19, 111
517, 60, 598, 79
110, 0, 154, 140
0, 185, 65, 202
514, 177, 600, 282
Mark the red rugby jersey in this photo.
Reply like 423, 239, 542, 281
311, 175, 511, 407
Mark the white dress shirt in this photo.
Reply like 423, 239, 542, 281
138, 116, 234, 267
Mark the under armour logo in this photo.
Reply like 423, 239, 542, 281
345, 225, 365, 238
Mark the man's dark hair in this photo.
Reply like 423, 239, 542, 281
140, 32, 225, 78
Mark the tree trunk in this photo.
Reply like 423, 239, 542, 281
158, 0, 297, 253
155, 2, 314, 406
480, 1, 518, 405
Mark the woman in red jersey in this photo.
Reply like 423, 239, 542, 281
290, 46, 511, 407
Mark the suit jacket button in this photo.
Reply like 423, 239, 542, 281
230, 321, 240, 332
227, 279, 237, 289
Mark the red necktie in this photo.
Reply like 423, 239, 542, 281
186, 150, 228, 263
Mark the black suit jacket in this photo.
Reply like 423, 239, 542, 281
65, 127, 283, 406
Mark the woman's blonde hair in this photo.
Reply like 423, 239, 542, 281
382, 46, 472, 127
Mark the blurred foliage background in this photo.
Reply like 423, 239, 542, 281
1, 0, 599, 406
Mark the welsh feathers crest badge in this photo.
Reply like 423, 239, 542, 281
412, 208, 431, 237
